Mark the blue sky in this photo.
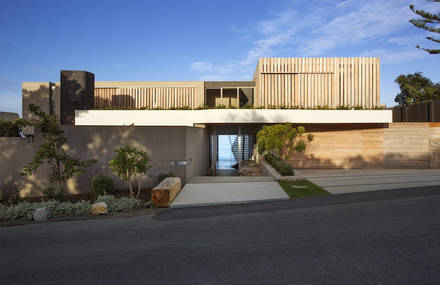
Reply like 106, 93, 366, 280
0, 0, 439, 114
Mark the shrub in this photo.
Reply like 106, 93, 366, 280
156, 172, 175, 184
257, 123, 314, 158
0, 195, 144, 221
91, 175, 115, 196
0, 118, 29, 137
0, 200, 92, 221
43, 186, 65, 201
42, 200, 91, 218
109, 146, 151, 199
95, 194, 143, 212
265, 154, 294, 176
0, 179, 23, 204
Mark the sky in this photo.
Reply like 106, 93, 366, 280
0, 0, 439, 115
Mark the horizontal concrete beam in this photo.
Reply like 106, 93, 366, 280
75, 109, 393, 126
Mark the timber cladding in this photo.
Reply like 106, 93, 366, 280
289, 123, 440, 169
254, 57, 381, 108
94, 87, 198, 109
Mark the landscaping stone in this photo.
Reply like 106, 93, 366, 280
91, 202, 108, 215
33, 208, 49, 222
152, 177, 182, 207
291, 185, 307, 189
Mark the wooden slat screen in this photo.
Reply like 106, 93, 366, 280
94, 87, 197, 109
256, 57, 380, 108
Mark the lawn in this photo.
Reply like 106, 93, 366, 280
278, 180, 331, 199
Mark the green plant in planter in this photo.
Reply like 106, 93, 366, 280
91, 174, 115, 196
264, 154, 294, 176
109, 146, 151, 199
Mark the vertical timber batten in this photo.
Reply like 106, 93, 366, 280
254, 57, 380, 109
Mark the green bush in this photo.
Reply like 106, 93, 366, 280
91, 175, 115, 196
43, 187, 65, 201
265, 154, 294, 176
0, 200, 92, 221
156, 172, 175, 184
95, 194, 143, 212
0, 194, 145, 221
0, 179, 23, 205
0, 118, 29, 137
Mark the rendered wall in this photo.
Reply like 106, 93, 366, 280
0, 125, 207, 197
0, 137, 37, 197
289, 123, 440, 169
22, 82, 52, 120
186, 127, 209, 179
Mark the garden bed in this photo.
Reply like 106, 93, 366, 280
0, 206, 161, 227
0, 193, 156, 226
260, 155, 304, 181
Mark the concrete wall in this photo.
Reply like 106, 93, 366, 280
0, 112, 19, 120
22, 82, 52, 120
0, 137, 38, 197
289, 123, 440, 169
0, 125, 208, 197
62, 125, 190, 194
186, 127, 209, 179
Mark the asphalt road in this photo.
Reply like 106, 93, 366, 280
1, 186, 440, 285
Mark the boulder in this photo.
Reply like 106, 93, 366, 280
33, 208, 49, 222
91, 202, 108, 215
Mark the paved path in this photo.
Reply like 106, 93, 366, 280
1, 186, 440, 284
171, 176, 288, 208
299, 168, 440, 194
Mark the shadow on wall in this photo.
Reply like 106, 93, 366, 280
22, 84, 51, 119
289, 151, 430, 169
0, 136, 53, 197
61, 124, 189, 195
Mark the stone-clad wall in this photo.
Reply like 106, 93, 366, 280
289, 123, 440, 169
430, 136, 440, 168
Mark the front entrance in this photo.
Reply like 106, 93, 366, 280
208, 125, 258, 176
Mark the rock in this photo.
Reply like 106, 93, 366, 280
33, 208, 48, 222
91, 202, 108, 215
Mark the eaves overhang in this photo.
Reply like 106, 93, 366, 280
75, 109, 392, 127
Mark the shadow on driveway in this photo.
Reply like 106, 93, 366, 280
155, 185, 440, 221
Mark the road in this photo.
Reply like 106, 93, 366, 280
1, 186, 440, 284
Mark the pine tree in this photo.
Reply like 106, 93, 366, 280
409, 0, 440, 54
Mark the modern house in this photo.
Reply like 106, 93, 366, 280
3, 57, 439, 196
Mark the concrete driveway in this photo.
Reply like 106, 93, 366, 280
171, 176, 289, 208
299, 169, 440, 194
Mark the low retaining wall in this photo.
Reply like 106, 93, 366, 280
259, 159, 304, 181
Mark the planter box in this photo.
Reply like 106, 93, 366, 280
259, 159, 304, 181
